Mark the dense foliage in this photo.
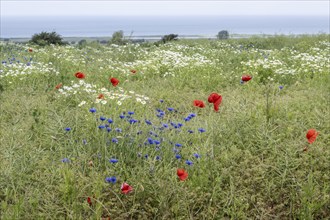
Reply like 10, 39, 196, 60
0, 35, 329, 219
30, 31, 67, 46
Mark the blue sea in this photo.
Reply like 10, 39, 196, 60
1, 15, 329, 38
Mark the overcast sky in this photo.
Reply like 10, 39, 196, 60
1, 0, 329, 17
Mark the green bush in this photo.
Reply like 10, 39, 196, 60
217, 30, 229, 40
109, 30, 127, 45
30, 31, 67, 46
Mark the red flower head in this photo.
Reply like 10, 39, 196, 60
208, 93, 222, 112
110, 77, 119, 87
55, 83, 62, 89
97, 94, 104, 99
28, 48, 33, 52
75, 72, 85, 79
121, 182, 133, 194
130, 69, 137, 74
193, 100, 205, 108
87, 197, 92, 206
306, 129, 318, 144
177, 168, 188, 181
241, 75, 252, 82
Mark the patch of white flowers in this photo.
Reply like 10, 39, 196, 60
56, 80, 150, 106
0, 61, 59, 78
241, 41, 330, 76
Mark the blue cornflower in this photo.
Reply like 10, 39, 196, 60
188, 130, 194, 134
109, 158, 118, 163
147, 137, 154, 144
115, 128, 122, 132
98, 125, 105, 129
175, 154, 182, 159
185, 160, 193, 166
112, 138, 118, 143
61, 158, 70, 163
65, 127, 71, 132
153, 140, 161, 145
279, 85, 284, 90
156, 156, 161, 160
89, 108, 96, 113
82, 139, 87, 145
144, 154, 148, 159
167, 107, 175, 112
194, 153, 201, 158
107, 118, 113, 124
145, 119, 152, 125
119, 114, 125, 119
128, 111, 135, 115
105, 176, 117, 184
100, 116, 106, 121
189, 113, 196, 118
184, 117, 191, 122
160, 99, 164, 103
175, 143, 182, 147
107, 127, 112, 132
129, 119, 138, 124
163, 123, 168, 128
26, 62, 31, 66
178, 123, 183, 128
198, 128, 206, 133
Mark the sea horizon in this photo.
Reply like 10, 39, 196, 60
1, 15, 329, 38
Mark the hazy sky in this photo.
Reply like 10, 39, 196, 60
1, 0, 329, 17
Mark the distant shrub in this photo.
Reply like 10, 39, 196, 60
30, 31, 67, 46
161, 34, 178, 43
217, 30, 229, 40
109, 30, 127, 45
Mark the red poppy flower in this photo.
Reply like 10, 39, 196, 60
28, 48, 33, 52
75, 72, 85, 79
208, 93, 222, 112
97, 94, 104, 99
306, 129, 318, 144
193, 100, 205, 108
55, 83, 62, 89
130, 69, 137, 74
110, 77, 119, 87
87, 197, 92, 206
121, 182, 133, 194
241, 75, 252, 82
177, 168, 188, 181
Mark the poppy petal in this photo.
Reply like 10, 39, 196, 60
110, 77, 119, 87
193, 100, 205, 108
306, 129, 318, 144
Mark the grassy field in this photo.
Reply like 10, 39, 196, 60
0, 35, 329, 219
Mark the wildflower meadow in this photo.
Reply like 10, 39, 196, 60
0, 35, 329, 219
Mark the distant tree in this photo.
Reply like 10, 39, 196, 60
161, 34, 178, 43
109, 30, 127, 45
78, 39, 87, 45
99, 40, 108, 44
30, 31, 66, 46
217, 30, 229, 40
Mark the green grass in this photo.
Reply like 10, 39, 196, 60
0, 35, 329, 219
